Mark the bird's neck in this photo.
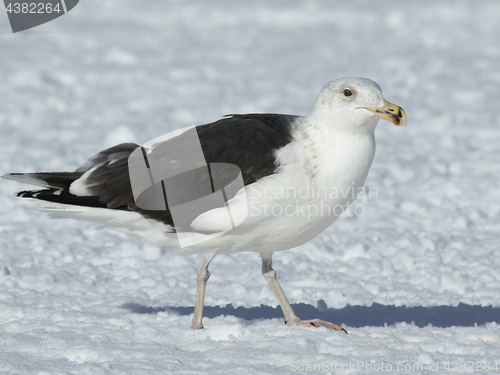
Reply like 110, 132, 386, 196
294, 117, 377, 189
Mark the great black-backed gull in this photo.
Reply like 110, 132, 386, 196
3, 77, 406, 333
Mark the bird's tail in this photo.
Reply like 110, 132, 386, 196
2, 143, 140, 209
2, 172, 83, 190
3, 171, 177, 247
2, 171, 112, 208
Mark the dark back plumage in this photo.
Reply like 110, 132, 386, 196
7, 114, 297, 228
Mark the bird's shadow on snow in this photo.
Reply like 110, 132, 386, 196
121, 300, 500, 328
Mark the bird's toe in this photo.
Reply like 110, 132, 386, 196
292, 319, 347, 334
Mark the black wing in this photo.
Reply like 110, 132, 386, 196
6, 114, 297, 228
197, 114, 295, 185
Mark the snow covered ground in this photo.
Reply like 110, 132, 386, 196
1, 0, 500, 373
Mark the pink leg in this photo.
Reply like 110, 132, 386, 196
191, 253, 216, 329
261, 254, 347, 334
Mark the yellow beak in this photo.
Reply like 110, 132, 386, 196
361, 99, 407, 126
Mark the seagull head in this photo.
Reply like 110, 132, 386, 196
309, 77, 407, 133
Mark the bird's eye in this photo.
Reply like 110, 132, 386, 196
343, 89, 353, 97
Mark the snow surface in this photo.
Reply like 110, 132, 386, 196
1, 0, 500, 373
